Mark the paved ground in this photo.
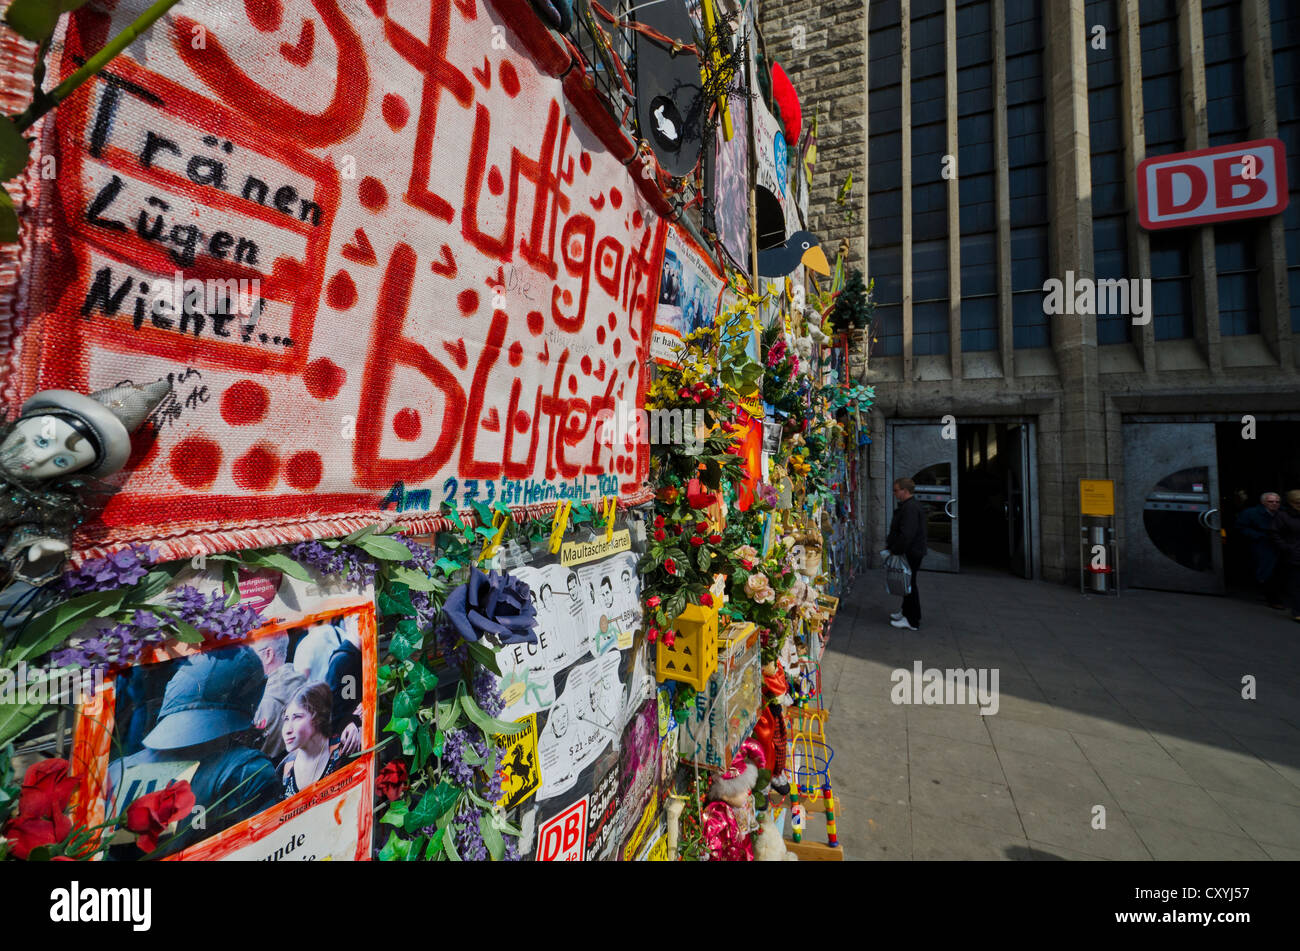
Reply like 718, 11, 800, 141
808, 566, 1300, 860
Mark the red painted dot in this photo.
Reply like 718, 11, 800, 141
628, 361, 637, 376
514, 410, 530, 431
632, 210, 643, 228
382, 93, 409, 131
284, 451, 323, 490
580, 152, 592, 174
613, 338, 622, 357
580, 354, 592, 374
304, 357, 346, 400
607, 312, 616, 330
567, 374, 577, 394
527, 310, 544, 335
508, 341, 523, 366
458, 289, 479, 314
359, 176, 387, 211
326, 270, 357, 309
488, 166, 504, 195
170, 436, 221, 489
596, 325, 606, 344
562, 289, 572, 305
221, 380, 270, 426
500, 60, 521, 97
610, 187, 622, 209
233, 445, 280, 491
246, 0, 282, 32
393, 407, 421, 441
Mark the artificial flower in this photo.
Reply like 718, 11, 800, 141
646, 596, 661, 608
17, 759, 78, 821
124, 781, 196, 853
700, 592, 714, 607
664, 558, 678, 575
377, 761, 410, 803
653, 529, 666, 541
708, 534, 722, 544
443, 567, 539, 645
690, 536, 704, 547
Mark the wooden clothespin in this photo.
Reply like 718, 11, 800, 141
601, 496, 617, 543
478, 509, 511, 564
548, 500, 573, 554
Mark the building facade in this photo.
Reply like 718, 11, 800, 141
764, 0, 1300, 591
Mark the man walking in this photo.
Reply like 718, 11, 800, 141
885, 477, 928, 630
1236, 492, 1284, 609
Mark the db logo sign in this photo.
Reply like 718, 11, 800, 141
536, 798, 588, 861
1137, 139, 1288, 230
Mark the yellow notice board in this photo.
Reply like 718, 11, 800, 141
1080, 480, 1115, 516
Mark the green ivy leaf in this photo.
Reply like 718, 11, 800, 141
424, 828, 445, 860
222, 560, 241, 608
415, 723, 433, 771
404, 781, 459, 833
383, 715, 412, 738
377, 830, 411, 861
404, 834, 426, 861
409, 663, 438, 693
433, 729, 445, 757
469, 500, 494, 529
393, 689, 420, 720
378, 583, 416, 618
434, 557, 462, 577
381, 800, 410, 827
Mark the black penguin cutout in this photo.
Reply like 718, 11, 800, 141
756, 230, 830, 278
633, 0, 705, 178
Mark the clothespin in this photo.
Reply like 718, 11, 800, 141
478, 510, 511, 564
601, 496, 617, 543
548, 500, 573, 554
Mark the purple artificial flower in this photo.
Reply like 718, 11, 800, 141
443, 568, 538, 645
502, 836, 521, 862
473, 666, 505, 718
454, 804, 489, 862
441, 729, 478, 787
61, 543, 156, 593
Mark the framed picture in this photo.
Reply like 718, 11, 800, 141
71, 602, 377, 861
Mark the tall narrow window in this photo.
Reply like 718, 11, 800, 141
958, 0, 998, 352
1005, 0, 1049, 349
911, 0, 949, 355
1088, 0, 1131, 344
1141, 0, 1192, 339
869, 0, 904, 357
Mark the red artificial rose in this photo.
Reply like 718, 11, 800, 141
646, 595, 661, 608
663, 631, 676, 647
654, 515, 665, 528
708, 534, 722, 544
690, 536, 704, 547
18, 758, 78, 821
700, 592, 714, 607
3, 812, 71, 861
124, 781, 196, 853
664, 558, 678, 575
377, 760, 410, 802
647, 627, 659, 643
673, 524, 685, 535
653, 528, 666, 541
742, 558, 754, 570
696, 521, 708, 533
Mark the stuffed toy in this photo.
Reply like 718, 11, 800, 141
702, 740, 767, 861
753, 807, 798, 861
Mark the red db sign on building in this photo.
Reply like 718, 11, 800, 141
536, 798, 588, 862
1137, 139, 1288, 230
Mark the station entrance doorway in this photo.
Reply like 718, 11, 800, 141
886, 419, 1037, 578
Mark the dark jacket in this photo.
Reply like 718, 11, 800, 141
1235, 504, 1278, 580
887, 496, 928, 560
1269, 504, 1300, 566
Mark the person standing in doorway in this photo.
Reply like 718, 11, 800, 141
886, 477, 928, 630
1236, 492, 1284, 609
1268, 490, 1300, 623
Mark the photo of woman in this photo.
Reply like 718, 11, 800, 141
279, 682, 345, 800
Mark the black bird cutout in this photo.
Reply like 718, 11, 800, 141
757, 230, 831, 278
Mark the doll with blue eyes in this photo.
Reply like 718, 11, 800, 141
0, 379, 170, 586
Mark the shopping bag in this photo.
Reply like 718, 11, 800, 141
884, 554, 913, 597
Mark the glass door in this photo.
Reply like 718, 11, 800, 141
890, 421, 959, 572
1122, 422, 1224, 593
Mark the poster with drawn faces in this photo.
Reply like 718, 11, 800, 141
577, 560, 631, 656
537, 651, 624, 801
494, 566, 559, 720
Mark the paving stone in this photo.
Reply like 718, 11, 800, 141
985, 716, 1088, 764
1203, 790, 1300, 849
910, 811, 1033, 860
1128, 813, 1271, 861
908, 767, 1024, 837
1071, 732, 1199, 786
